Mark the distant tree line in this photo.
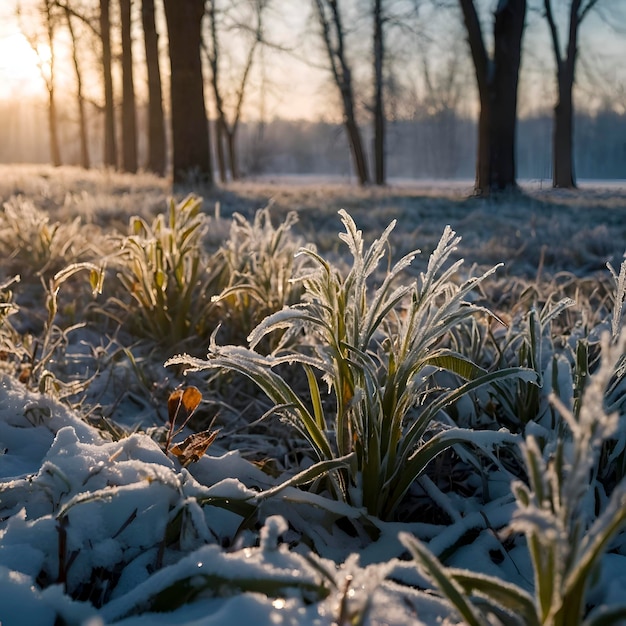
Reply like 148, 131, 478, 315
8, 0, 626, 193
2, 98, 624, 182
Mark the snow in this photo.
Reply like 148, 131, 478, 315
0, 374, 457, 625
1, 170, 626, 624
2, 363, 624, 624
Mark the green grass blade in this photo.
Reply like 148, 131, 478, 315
255, 453, 355, 501
387, 429, 516, 518
423, 350, 488, 381
304, 363, 327, 430
399, 532, 487, 626
450, 569, 539, 626
402, 367, 539, 449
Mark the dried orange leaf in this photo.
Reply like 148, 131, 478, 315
167, 386, 202, 423
181, 386, 202, 414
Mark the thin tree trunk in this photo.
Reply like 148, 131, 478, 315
225, 128, 239, 181
215, 119, 227, 183
373, 0, 385, 185
142, 0, 166, 175
544, 0, 582, 188
206, 0, 227, 183
45, 3, 61, 166
100, 0, 116, 168
459, 0, 489, 195
314, 0, 369, 186
163, 0, 213, 185
64, 6, 89, 169
344, 102, 369, 186
475, 91, 490, 194
48, 85, 62, 167
205, 0, 263, 182
22, 1, 61, 165
120, 0, 138, 173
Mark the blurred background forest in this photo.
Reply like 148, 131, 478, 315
0, 0, 624, 186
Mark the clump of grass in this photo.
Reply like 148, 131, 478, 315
212, 207, 306, 349
12, 263, 104, 397
0, 196, 96, 277
107, 195, 225, 351
107, 197, 306, 354
167, 210, 536, 519
488, 297, 576, 432
400, 330, 626, 626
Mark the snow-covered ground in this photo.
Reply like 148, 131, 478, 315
1, 166, 625, 625
0, 375, 457, 626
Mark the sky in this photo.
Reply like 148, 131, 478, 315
0, 0, 624, 122
0, 16, 47, 100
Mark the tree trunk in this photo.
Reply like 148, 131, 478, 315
544, 0, 580, 188
48, 87, 62, 167
206, 0, 227, 183
490, 0, 525, 191
344, 102, 369, 186
120, 0, 138, 173
553, 76, 575, 187
141, 0, 166, 176
163, 0, 213, 185
215, 119, 228, 183
44, 0, 61, 167
314, 0, 369, 186
205, 0, 263, 182
459, 0, 489, 194
100, 0, 117, 168
225, 128, 239, 181
373, 0, 385, 185
63, 7, 89, 168
459, 0, 525, 196
475, 91, 490, 194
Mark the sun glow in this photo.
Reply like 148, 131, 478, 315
0, 32, 47, 100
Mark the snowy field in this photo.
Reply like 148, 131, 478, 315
0, 165, 625, 625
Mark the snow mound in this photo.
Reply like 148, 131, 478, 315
0, 375, 451, 625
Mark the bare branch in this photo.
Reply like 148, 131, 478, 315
543, 0, 563, 72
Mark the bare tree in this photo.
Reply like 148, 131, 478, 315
205, 0, 227, 182
62, 3, 90, 168
205, 0, 268, 182
100, 0, 117, 167
369, 0, 416, 185
373, 0, 385, 184
313, 0, 369, 186
50, 0, 115, 169
459, 0, 526, 195
141, 0, 166, 175
163, 0, 213, 185
543, 0, 600, 188
19, 0, 63, 166
119, 0, 137, 172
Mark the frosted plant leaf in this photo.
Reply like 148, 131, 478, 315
607, 259, 626, 340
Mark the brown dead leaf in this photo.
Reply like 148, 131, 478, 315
169, 428, 219, 467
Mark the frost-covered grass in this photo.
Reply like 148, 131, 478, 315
0, 165, 625, 625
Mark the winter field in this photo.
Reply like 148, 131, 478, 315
0, 164, 625, 625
